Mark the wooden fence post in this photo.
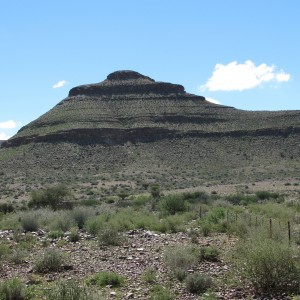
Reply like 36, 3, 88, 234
288, 221, 291, 245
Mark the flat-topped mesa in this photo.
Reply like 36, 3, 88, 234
68, 70, 186, 97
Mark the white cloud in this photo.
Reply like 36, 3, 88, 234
0, 120, 20, 129
201, 60, 291, 91
53, 80, 67, 89
276, 72, 290, 82
205, 97, 221, 105
0, 132, 11, 140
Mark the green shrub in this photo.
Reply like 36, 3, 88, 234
20, 213, 39, 232
142, 267, 157, 284
46, 280, 98, 300
205, 207, 225, 224
71, 207, 94, 229
34, 249, 63, 273
225, 194, 258, 205
164, 245, 199, 281
79, 199, 100, 206
149, 285, 174, 300
69, 230, 80, 243
98, 227, 124, 246
183, 191, 210, 204
185, 273, 214, 294
132, 195, 151, 207
28, 185, 72, 210
249, 202, 296, 223
255, 191, 281, 201
158, 195, 188, 215
199, 222, 211, 237
0, 244, 10, 261
10, 249, 27, 265
50, 213, 75, 232
0, 203, 14, 214
0, 278, 27, 300
199, 246, 220, 262
232, 236, 300, 292
149, 184, 161, 210
87, 271, 124, 287
47, 230, 64, 239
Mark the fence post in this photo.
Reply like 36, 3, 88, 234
269, 218, 272, 238
288, 221, 291, 245
199, 206, 202, 219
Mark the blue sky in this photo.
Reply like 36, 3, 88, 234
1, 0, 299, 139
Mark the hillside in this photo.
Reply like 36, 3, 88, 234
0, 70, 299, 197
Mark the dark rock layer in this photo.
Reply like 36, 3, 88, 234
68, 70, 185, 97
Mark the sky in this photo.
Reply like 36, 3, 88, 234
1, 0, 299, 140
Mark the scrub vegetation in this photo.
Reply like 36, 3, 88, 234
1, 182, 300, 299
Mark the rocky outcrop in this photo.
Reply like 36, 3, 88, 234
68, 70, 186, 97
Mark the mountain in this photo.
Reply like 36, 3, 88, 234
0, 70, 300, 192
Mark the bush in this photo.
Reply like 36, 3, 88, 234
0, 278, 27, 300
183, 191, 210, 204
0, 244, 10, 261
10, 249, 27, 265
142, 267, 157, 284
47, 230, 64, 239
199, 222, 211, 237
232, 236, 300, 292
28, 185, 72, 210
71, 207, 94, 229
98, 227, 124, 246
199, 246, 220, 262
225, 194, 258, 205
132, 195, 151, 207
87, 271, 124, 287
34, 249, 63, 273
0, 203, 14, 214
185, 273, 214, 294
50, 213, 75, 232
20, 212, 39, 232
69, 230, 80, 243
158, 195, 188, 215
255, 191, 281, 201
205, 207, 225, 224
157, 214, 186, 233
46, 280, 98, 300
149, 285, 174, 300
164, 245, 199, 281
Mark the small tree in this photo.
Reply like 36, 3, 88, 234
159, 195, 188, 215
150, 184, 161, 211
28, 184, 72, 210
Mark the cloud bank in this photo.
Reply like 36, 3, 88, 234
201, 60, 290, 91
53, 80, 67, 89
